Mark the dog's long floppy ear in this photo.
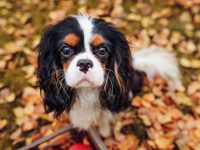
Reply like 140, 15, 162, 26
99, 30, 142, 112
37, 26, 75, 117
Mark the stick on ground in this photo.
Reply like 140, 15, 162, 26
18, 125, 107, 150
18, 125, 72, 150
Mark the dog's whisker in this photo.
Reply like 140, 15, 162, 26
54, 75, 71, 100
103, 73, 114, 96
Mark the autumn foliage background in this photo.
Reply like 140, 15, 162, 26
0, 0, 200, 149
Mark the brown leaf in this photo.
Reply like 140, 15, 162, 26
118, 135, 139, 150
10, 129, 22, 140
187, 81, 200, 95
49, 10, 66, 24
0, 88, 15, 104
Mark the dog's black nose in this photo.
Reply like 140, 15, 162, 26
77, 59, 93, 73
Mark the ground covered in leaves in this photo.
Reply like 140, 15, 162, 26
0, 0, 200, 150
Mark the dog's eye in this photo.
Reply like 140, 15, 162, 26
61, 45, 73, 57
97, 46, 108, 57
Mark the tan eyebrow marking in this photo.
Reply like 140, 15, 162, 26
101, 64, 106, 69
91, 34, 105, 46
64, 33, 79, 46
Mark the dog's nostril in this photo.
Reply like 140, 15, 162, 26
77, 59, 93, 73
86, 62, 93, 68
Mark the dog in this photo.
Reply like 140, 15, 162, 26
37, 15, 181, 137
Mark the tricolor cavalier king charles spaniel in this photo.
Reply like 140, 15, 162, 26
38, 15, 181, 137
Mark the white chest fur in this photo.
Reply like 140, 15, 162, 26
69, 88, 102, 129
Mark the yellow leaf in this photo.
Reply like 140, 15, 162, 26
193, 128, 200, 138
176, 93, 192, 106
155, 136, 173, 149
49, 10, 65, 22
0, 88, 15, 104
176, 139, 190, 150
16, 116, 28, 126
170, 32, 182, 44
119, 135, 138, 150
24, 104, 34, 115
25, 137, 32, 145
0, 119, 7, 129
187, 81, 200, 95
21, 65, 35, 78
3, 42, 18, 53
13, 107, 24, 118
44, 129, 53, 136
0, 60, 6, 70
23, 121, 34, 131
191, 59, 200, 68
140, 115, 151, 126
180, 57, 191, 68
127, 14, 141, 21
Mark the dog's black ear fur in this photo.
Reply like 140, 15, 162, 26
37, 26, 75, 118
132, 71, 144, 95
99, 29, 143, 112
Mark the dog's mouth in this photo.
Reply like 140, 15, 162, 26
78, 78, 93, 84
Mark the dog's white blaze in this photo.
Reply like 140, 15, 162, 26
76, 15, 93, 52
65, 16, 110, 132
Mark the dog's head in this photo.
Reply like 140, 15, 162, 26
38, 15, 135, 117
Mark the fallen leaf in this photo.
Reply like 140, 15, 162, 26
155, 136, 173, 149
0, 119, 7, 129
0, 88, 15, 104
176, 93, 192, 106
187, 81, 200, 95
180, 57, 191, 68
24, 104, 34, 115
193, 128, 200, 139
13, 107, 24, 118
10, 129, 22, 140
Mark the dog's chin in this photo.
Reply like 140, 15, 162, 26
67, 78, 103, 88
76, 79, 95, 88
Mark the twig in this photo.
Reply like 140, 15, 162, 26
88, 128, 108, 150
17, 125, 108, 150
17, 125, 72, 150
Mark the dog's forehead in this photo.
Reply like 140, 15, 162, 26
59, 16, 109, 46
55, 15, 114, 38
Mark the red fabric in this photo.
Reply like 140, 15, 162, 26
69, 143, 93, 150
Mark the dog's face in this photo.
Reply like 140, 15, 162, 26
63, 16, 108, 88
38, 15, 135, 117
